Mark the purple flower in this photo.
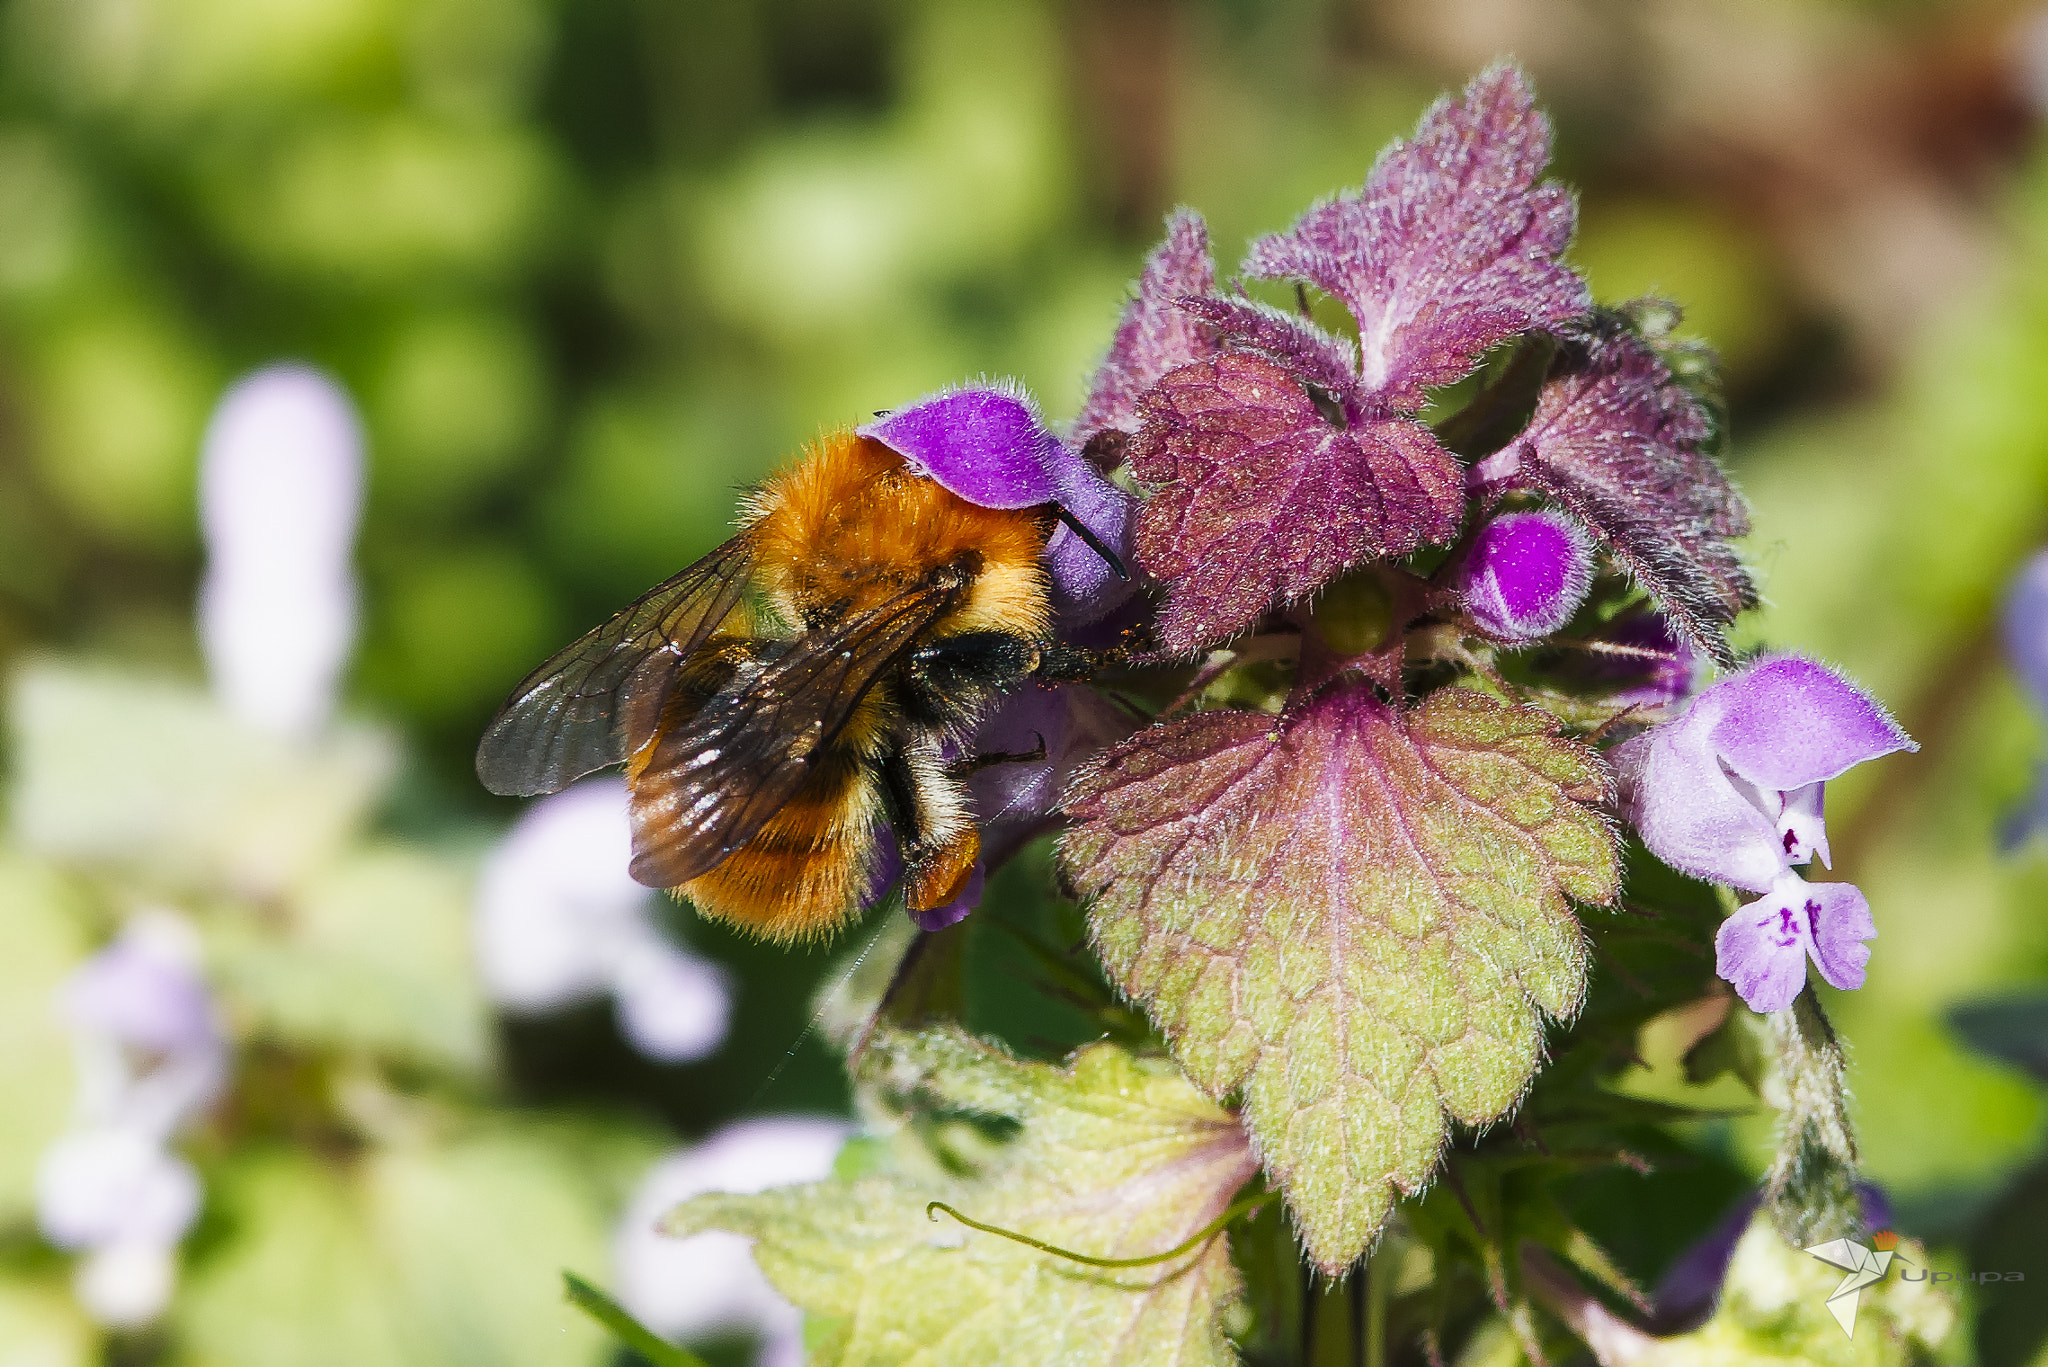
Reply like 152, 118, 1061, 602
1614, 656, 1916, 1012
1452, 510, 1593, 642
859, 385, 1136, 625
38, 913, 227, 1327
1469, 321, 1753, 664
2001, 548, 2048, 846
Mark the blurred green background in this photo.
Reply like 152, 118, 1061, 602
4, 0, 2048, 1362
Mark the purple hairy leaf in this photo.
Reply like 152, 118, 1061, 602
1074, 209, 1222, 449
1128, 65, 1588, 653
1241, 63, 1588, 411
1173, 295, 1361, 399
1062, 685, 1618, 1270
1129, 352, 1463, 653
1480, 321, 1755, 665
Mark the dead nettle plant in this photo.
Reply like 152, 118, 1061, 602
622, 65, 1941, 1367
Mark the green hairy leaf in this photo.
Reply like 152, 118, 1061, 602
667, 1026, 1258, 1367
1063, 686, 1617, 1271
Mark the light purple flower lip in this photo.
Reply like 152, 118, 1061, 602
1614, 654, 1915, 1012
858, 385, 1137, 624
1452, 509, 1593, 642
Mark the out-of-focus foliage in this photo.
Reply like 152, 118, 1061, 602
1, 0, 2047, 1363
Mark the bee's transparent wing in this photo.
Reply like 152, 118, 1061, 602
475, 535, 756, 797
626, 579, 964, 888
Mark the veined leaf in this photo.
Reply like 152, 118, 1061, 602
1063, 685, 1616, 1270
667, 1026, 1258, 1367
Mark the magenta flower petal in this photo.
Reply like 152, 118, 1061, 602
1453, 510, 1593, 642
861, 384, 1137, 622
1705, 656, 1916, 792
1074, 209, 1221, 447
861, 385, 1060, 509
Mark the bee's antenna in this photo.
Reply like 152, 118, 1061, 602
1054, 505, 1129, 581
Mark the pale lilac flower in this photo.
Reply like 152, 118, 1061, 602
198, 364, 365, 738
475, 779, 732, 1062
37, 912, 226, 1327
2000, 548, 2048, 846
613, 1117, 851, 1367
860, 385, 1136, 624
1452, 510, 1594, 642
1614, 656, 1915, 1012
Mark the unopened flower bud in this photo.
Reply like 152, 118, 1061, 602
1454, 510, 1593, 642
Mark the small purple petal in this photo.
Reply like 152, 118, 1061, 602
861, 828, 905, 913
1613, 705, 1787, 894
1649, 1191, 1761, 1331
1453, 510, 1593, 642
1778, 780, 1828, 868
1706, 655, 1916, 792
907, 862, 983, 931
860, 385, 1059, 509
1714, 875, 1874, 1012
1074, 209, 1220, 446
1043, 452, 1138, 626
2003, 547, 2048, 712
63, 921, 218, 1056
1804, 880, 1875, 991
1714, 880, 1818, 1013
1241, 64, 1586, 410
966, 681, 1137, 868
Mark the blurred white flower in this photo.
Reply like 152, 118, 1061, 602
198, 363, 365, 738
38, 911, 227, 1327
75, 1240, 182, 1331
474, 779, 732, 1063
36, 1128, 201, 1253
613, 1118, 851, 1367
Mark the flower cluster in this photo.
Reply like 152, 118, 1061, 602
629, 63, 1931, 1364
1616, 656, 1915, 1012
36, 913, 227, 1327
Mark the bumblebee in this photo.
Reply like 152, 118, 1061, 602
476, 428, 1097, 942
